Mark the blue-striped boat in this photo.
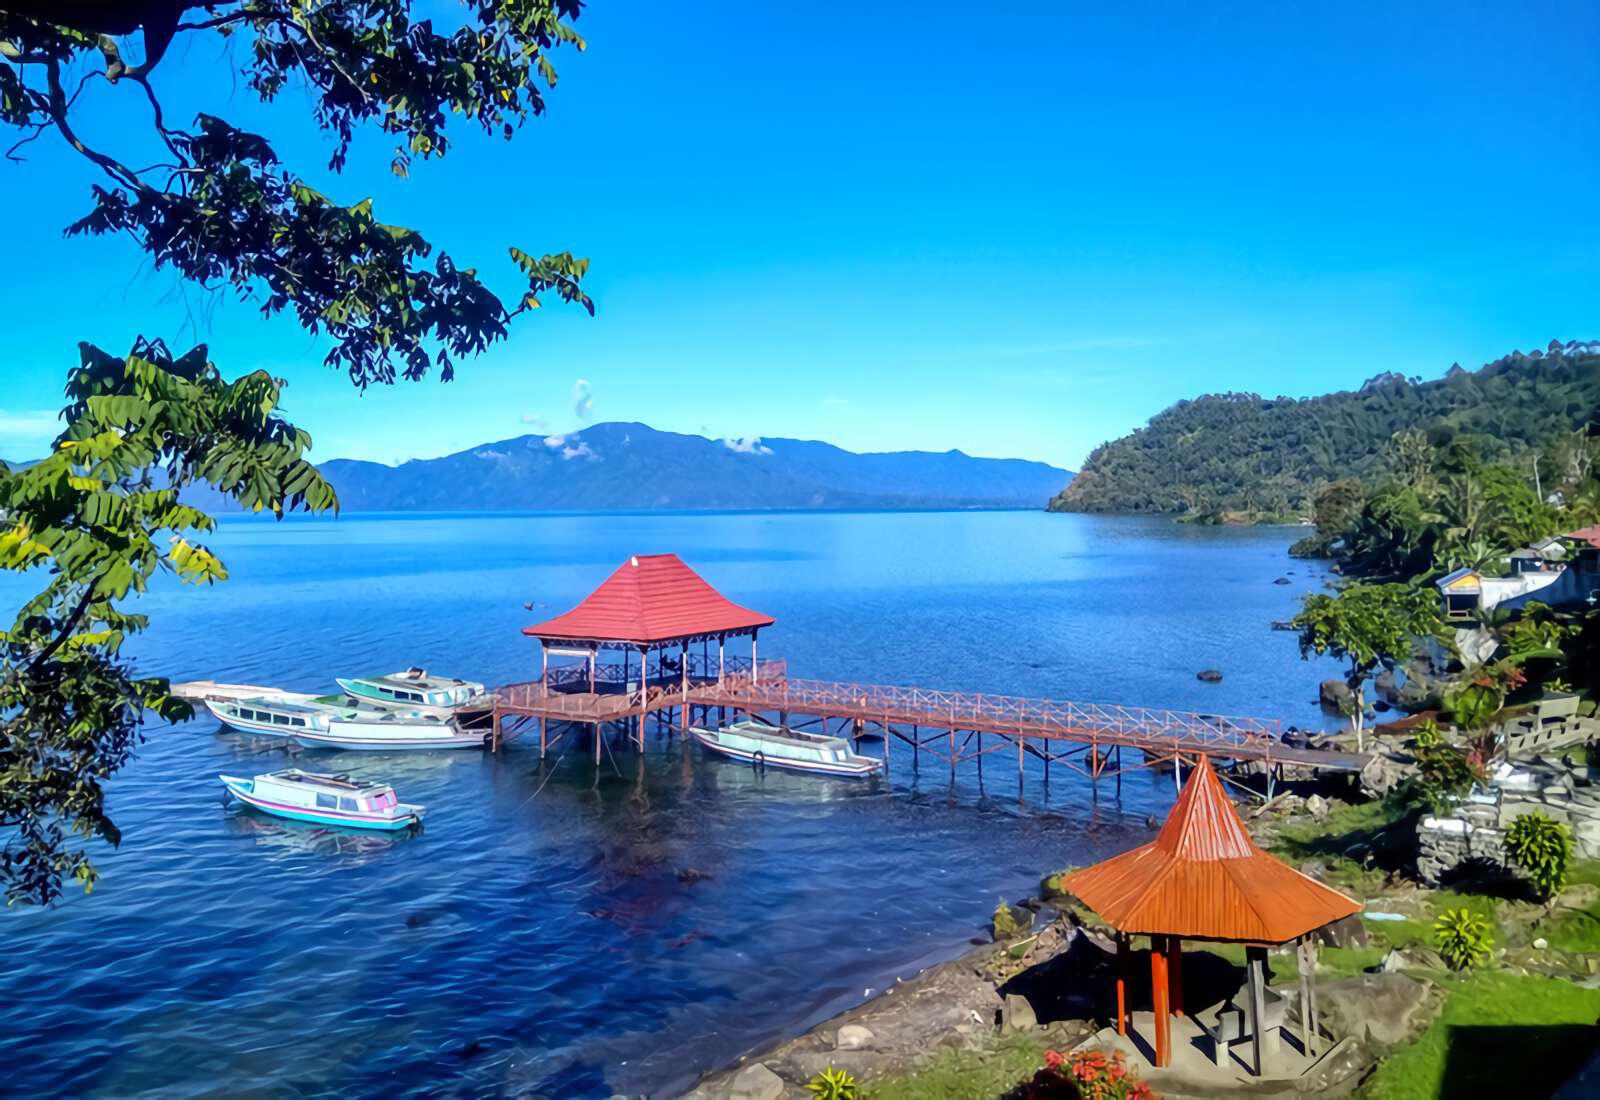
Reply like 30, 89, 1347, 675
691, 718, 883, 777
220, 769, 425, 831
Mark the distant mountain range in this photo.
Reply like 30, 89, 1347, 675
193, 422, 1073, 512
1049, 340, 1600, 520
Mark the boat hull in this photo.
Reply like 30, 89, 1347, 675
691, 728, 883, 777
293, 727, 486, 752
220, 777, 423, 831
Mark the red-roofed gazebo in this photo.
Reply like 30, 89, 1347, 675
525, 553, 773, 645
1063, 756, 1360, 1074
521, 555, 775, 757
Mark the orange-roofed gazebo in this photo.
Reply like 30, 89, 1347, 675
1063, 755, 1360, 1074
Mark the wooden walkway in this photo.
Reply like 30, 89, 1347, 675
491, 663, 1367, 785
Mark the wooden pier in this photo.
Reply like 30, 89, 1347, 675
492, 553, 1368, 797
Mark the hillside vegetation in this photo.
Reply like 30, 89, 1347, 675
1048, 340, 1600, 521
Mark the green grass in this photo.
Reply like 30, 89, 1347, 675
1359, 972, 1600, 1100
1535, 859, 1600, 953
861, 1033, 1050, 1100
1269, 799, 1418, 896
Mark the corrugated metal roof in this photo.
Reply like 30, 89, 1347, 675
1565, 525, 1600, 549
1062, 756, 1361, 943
523, 554, 775, 644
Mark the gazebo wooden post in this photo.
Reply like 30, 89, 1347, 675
1115, 933, 1129, 1036
1168, 936, 1184, 1018
1150, 935, 1171, 1066
680, 639, 689, 732
540, 645, 548, 686
1297, 936, 1318, 1055
751, 630, 759, 682
1246, 944, 1269, 1076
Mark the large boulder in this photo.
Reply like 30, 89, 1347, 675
1315, 914, 1370, 950
1321, 679, 1357, 713
1316, 973, 1435, 1047
1360, 752, 1412, 799
726, 1063, 785, 1100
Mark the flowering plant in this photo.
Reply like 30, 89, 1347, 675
1004, 1049, 1156, 1100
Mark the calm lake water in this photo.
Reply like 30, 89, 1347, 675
0, 510, 1340, 1098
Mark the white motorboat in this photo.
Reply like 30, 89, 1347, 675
691, 718, 883, 777
203, 693, 486, 751
220, 769, 425, 830
336, 668, 488, 717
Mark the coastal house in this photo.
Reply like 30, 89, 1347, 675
1433, 565, 1562, 621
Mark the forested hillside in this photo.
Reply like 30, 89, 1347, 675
1048, 340, 1600, 520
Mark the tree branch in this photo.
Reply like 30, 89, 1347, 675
44, 58, 150, 192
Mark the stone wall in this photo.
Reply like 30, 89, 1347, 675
1416, 758, 1600, 886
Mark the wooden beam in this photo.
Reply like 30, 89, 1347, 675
1246, 945, 1268, 1076
1169, 936, 1184, 1018
1115, 933, 1129, 1036
1150, 936, 1171, 1067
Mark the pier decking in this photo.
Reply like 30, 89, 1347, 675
494, 554, 1368, 794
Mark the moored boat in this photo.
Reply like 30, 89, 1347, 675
202, 694, 486, 751
220, 769, 425, 830
335, 669, 488, 717
691, 718, 883, 777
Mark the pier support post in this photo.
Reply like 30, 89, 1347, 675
539, 717, 547, 759
593, 722, 601, 767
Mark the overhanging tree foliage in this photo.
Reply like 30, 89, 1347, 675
1, 1, 595, 386
1, 2, 599, 904
1, 341, 336, 905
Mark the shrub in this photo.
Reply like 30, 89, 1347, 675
1413, 719, 1443, 749
1505, 812, 1572, 902
807, 1067, 859, 1100
993, 897, 1020, 940
1433, 907, 1493, 970
1410, 742, 1481, 812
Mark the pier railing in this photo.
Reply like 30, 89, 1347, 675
688, 676, 1281, 755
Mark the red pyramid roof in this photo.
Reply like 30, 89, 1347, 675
523, 554, 774, 644
1061, 757, 1361, 943
1565, 525, 1600, 549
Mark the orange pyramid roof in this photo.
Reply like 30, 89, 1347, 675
1061, 757, 1361, 943
524, 554, 774, 644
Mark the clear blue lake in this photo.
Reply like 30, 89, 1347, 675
0, 510, 1344, 1098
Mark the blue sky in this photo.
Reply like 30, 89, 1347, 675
2, 1, 1596, 469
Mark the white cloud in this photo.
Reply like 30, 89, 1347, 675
723, 435, 773, 455
0, 409, 61, 454
520, 412, 549, 431
543, 433, 567, 448
561, 440, 597, 461
573, 378, 593, 420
